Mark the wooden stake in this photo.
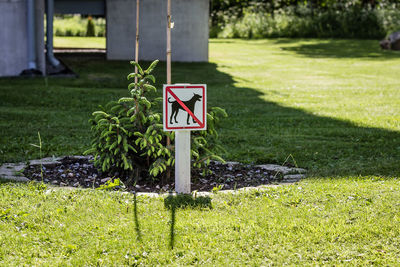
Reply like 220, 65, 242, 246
135, 0, 140, 86
166, 0, 172, 180
167, 0, 171, 85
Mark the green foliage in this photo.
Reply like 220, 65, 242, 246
212, 1, 400, 39
191, 106, 228, 173
97, 178, 125, 190
54, 14, 105, 37
85, 60, 227, 183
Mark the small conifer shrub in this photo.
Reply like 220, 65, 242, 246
85, 60, 227, 184
86, 16, 96, 37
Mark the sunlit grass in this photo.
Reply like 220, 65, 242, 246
1, 38, 399, 176
1, 38, 400, 265
0, 177, 399, 265
210, 39, 400, 131
54, 36, 106, 49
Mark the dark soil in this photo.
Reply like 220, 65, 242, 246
23, 156, 288, 193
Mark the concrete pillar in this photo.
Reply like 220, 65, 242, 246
106, 0, 209, 62
0, 0, 45, 76
0, 0, 29, 76
36, 0, 46, 74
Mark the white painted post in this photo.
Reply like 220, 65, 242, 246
175, 131, 191, 194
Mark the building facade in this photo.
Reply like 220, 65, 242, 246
0, 0, 209, 77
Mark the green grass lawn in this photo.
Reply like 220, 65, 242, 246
1, 38, 400, 265
0, 177, 399, 265
54, 36, 106, 49
1, 38, 399, 176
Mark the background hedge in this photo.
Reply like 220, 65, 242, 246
210, 0, 400, 39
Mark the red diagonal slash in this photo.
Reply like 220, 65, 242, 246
167, 87, 204, 127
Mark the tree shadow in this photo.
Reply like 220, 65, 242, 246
164, 194, 212, 249
272, 39, 400, 59
133, 193, 142, 242
156, 60, 400, 177
1, 51, 398, 179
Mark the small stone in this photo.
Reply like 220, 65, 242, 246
60, 182, 67, 186
290, 168, 307, 174
67, 173, 74, 178
101, 177, 111, 183
256, 164, 292, 175
84, 178, 91, 182
51, 180, 59, 185
155, 185, 160, 189
135, 184, 141, 188
73, 182, 80, 187
283, 174, 306, 180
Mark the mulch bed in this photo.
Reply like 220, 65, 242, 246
23, 156, 292, 193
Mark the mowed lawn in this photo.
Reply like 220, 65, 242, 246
1, 38, 399, 176
0, 38, 400, 265
0, 177, 399, 265
54, 36, 106, 49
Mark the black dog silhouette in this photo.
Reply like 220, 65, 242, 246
169, 93, 202, 125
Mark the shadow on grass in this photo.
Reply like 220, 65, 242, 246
133, 193, 142, 242
212, 81, 400, 176
157, 54, 400, 177
164, 194, 212, 249
273, 38, 400, 59
0, 49, 399, 177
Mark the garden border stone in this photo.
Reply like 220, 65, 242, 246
1, 156, 306, 195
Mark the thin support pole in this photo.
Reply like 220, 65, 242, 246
135, 0, 140, 85
166, 0, 172, 180
167, 0, 171, 85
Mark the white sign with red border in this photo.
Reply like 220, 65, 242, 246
163, 84, 207, 131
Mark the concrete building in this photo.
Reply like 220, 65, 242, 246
0, 0, 46, 76
0, 0, 209, 77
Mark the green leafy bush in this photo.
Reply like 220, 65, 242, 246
85, 60, 227, 184
53, 15, 106, 37
213, 1, 399, 39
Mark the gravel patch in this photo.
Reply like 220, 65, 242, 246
16, 156, 306, 192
